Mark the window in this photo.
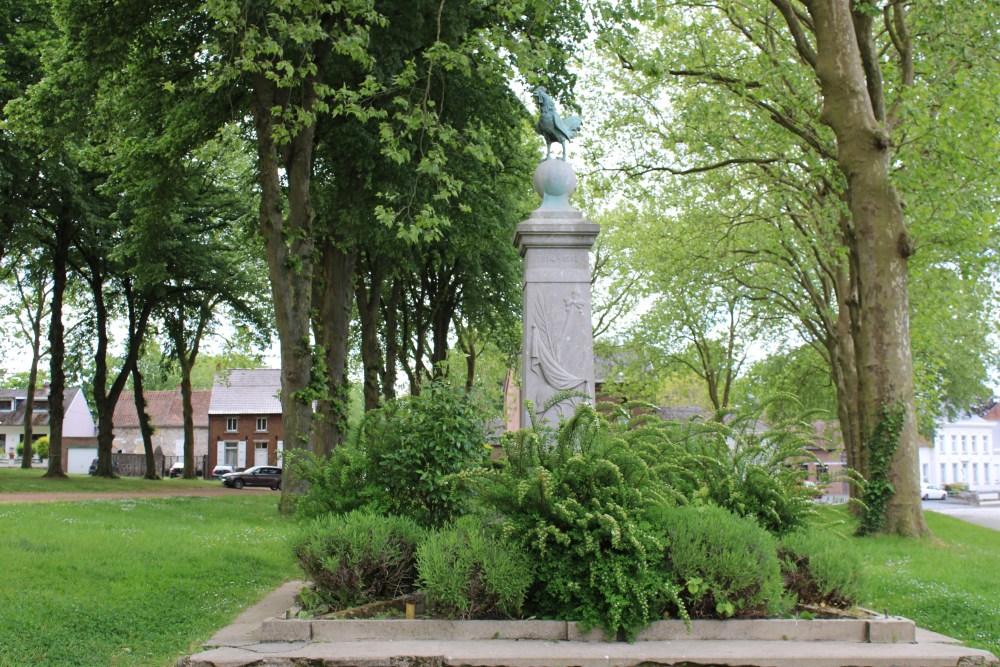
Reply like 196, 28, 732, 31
224, 441, 238, 466
921, 463, 928, 481
951, 436, 957, 453
972, 463, 979, 484
952, 463, 959, 480
940, 463, 946, 483
226, 417, 238, 432
816, 463, 829, 476
971, 435, 977, 454
961, 435, 967, 453
256, 417, 268, 432
0, 399, 11, 411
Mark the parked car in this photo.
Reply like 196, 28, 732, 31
169, 462, 204, 478
211, 465, 235, 480
921, 483, 947, 501
88, 458, 119, 475
221, 466, 282, 490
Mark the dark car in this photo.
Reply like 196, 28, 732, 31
88, 458, 119, 475
211, 465, 236, 480
221, 466, 282, 490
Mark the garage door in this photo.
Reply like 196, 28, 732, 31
67, 448, 98, 474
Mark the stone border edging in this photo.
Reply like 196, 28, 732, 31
261, 616, 916, 644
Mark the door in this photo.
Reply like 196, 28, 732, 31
254, 442, 268, 467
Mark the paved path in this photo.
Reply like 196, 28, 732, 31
924, 501, 1000, 532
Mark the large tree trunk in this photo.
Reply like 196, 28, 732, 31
20, 339, 40, 468
250, 73, 319, 514
132, 366, 159, 480
807, 0, 927, 536
312, 240, 355, 455
43, 222, 69, 479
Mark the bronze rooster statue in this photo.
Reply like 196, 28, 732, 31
533, 86, 581, 160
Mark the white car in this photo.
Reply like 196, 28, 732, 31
920, 483, 947, 501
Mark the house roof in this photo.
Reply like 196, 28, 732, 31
113, 389, 211, 429
208, 369, 282, 415
0, 387, 81, 427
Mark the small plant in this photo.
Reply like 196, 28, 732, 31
292, 510, 425, 609
779, 528, 863, 608
417, 516, 533, 619
654, 504, 785, 619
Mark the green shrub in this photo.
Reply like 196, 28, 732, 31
417, 517, 533, 619
648, 403, 820, 535
33, 436, 49, 459
287, 446, 389, 519
473, 405, 685, 640
289, 379, 493, 527
779, 528, 863, 607
654, 504, 785, 619
292, 510, 424, 609
357, 379, 492, 528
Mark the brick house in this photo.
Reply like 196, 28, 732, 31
207, 369, 284, 471
112, 389, 211, 458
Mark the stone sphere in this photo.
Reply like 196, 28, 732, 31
533, 159, 577, 208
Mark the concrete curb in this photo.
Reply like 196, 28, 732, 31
180, 580, 999, 667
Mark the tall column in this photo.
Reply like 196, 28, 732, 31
514, 159, 600, 428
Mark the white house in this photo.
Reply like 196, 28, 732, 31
0, 386, 96, 460
919, 412, 1000, 491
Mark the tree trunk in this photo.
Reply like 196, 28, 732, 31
178, 351, 197, 479
249, 72, 319, 513
20, 339, 40, 468
381, 277, 402, 402
132, 366, 159, 480
312, 240, 355, 455
807, 0, 927, 536
356, 255, 384, 412
43, 221, 69, 479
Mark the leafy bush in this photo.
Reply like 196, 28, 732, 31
653, 504, 785, 619
290, 379, 493, 528
33, 436, 49, 459
417, 516, 533, 619
292, 510, 424, 609
779, 528, 863, 607
287, 446, 389, 519
647, 403, 820, 535
473, 405, 685, 640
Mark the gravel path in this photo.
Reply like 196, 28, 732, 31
0, 487, 275, 504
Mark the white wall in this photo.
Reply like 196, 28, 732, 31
64, 392, 97, 438
919, 414, 1000, 491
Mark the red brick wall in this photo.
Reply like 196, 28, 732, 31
208, 413, 284, 470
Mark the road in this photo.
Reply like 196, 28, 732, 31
922, 498, 1000, 532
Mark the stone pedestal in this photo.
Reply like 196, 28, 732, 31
514, 160, 600, 428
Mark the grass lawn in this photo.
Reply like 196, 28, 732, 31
819, 506, 1000, 657
0, 494, 298, 667
0, 467, 220, 493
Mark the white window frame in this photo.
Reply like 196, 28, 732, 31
226, 417, 238, 433
256, 417, 268, 432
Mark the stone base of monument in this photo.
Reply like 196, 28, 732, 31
179, 581, 999, 667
